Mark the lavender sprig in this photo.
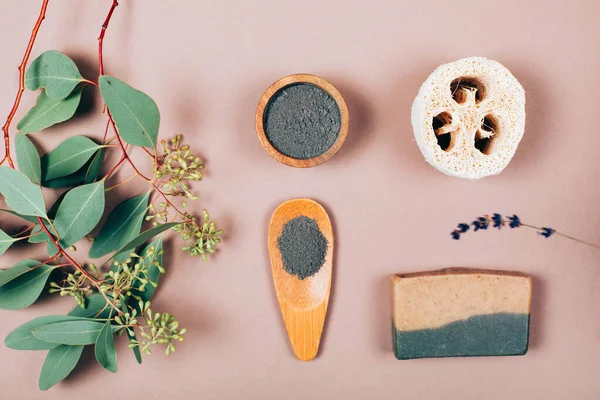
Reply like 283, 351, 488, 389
450, 214, 600, 249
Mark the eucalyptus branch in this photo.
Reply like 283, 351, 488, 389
0, 0, 49, 167
0, 0, 223, 390
36, 217, 123, 315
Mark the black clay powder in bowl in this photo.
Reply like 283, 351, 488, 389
263, 83, 342, 160
277, 215, 328, 280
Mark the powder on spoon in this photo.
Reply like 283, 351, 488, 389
264, 83, 341, 160
277, 215, 328, 280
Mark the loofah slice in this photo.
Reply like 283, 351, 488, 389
411, 57, 526, 179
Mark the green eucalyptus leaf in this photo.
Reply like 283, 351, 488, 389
32, 320, 119, 345
135, 237, 163, 303
50, 181, 105, 250
0, 260, 53, 310
17, 88, 82, 134
42, 148, 103, 189
0, 259, 43, 286
28, 193, 63, 244
47, 194, 65, 220
0, 166, 47, 217
115, 222, 177, 256
0, 228, 18, 256
95, 321, 117, 373
85, 148, 105, 184
44, 180, 105, 256
68, 294, 113, 319
89, 192, 150, 258
99, 76, 160, 149
39, 344, 84, 391
117, 300, 142, 363
128, 330, 143, 364
5, 315, 90, 350
1, 209, 39, 224
25, 50, 83, 100
28, 225, 47, 244
45, 242, 59, 259
15, 133, 41, 184
42, 136, 101, 182
43, 171, 86, 189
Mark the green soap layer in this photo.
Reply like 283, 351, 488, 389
393, 313, 530, 360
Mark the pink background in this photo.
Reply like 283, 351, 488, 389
1, 0, 600, 398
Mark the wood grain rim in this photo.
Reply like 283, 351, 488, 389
255, 74, 350, 168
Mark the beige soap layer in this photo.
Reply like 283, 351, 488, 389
392, 268, 532, 331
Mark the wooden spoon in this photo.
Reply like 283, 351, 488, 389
268, 198, 334, 361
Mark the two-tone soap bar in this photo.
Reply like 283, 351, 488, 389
392, 268, 532, 360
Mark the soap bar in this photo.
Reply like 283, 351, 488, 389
392, 268, 532, 360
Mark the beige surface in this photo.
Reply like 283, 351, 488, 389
0, 0, 600, 399
392, 269, 532, 330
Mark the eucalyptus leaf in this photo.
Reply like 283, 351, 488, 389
118, 301, 142, 363
51, 181, 105, 250
0, 166, 47, 217
32, 320, 119, 345
28, 194, 63, 244
15, 133, 41, 184
128, 330, 143, 364
39, 345, 84, 391
28, 225, 47, 244
89, 192, 150, 258
115, 222, 177, 256
0, 228, 18, 256
0, 260, 53, 310
42, 148, 103, 189
68, 294, 113, 319
134, 237, 163, 304
85, 148, 105, 184
25, 50, 83, 100
47, 193, 66, 220
42, 136, 101, 182
5, 315, 90, 350
0, 259, 43, 286
109, 204, 164, 269
95, 321, 117, 373
43, 170, 87, 189
99, 75, 159, 149
17, 88, 82, 134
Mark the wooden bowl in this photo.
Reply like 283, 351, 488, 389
268, 198, 334, 361
255, 74, 350, 168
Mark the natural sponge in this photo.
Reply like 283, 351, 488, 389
411, 57, 526, 179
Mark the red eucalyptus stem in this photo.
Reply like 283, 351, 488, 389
37, 217, 122, 314
98, 0, 118, 76
37, 218, 96, 282
0, 0, 49, 168
96, 0, 154, 182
